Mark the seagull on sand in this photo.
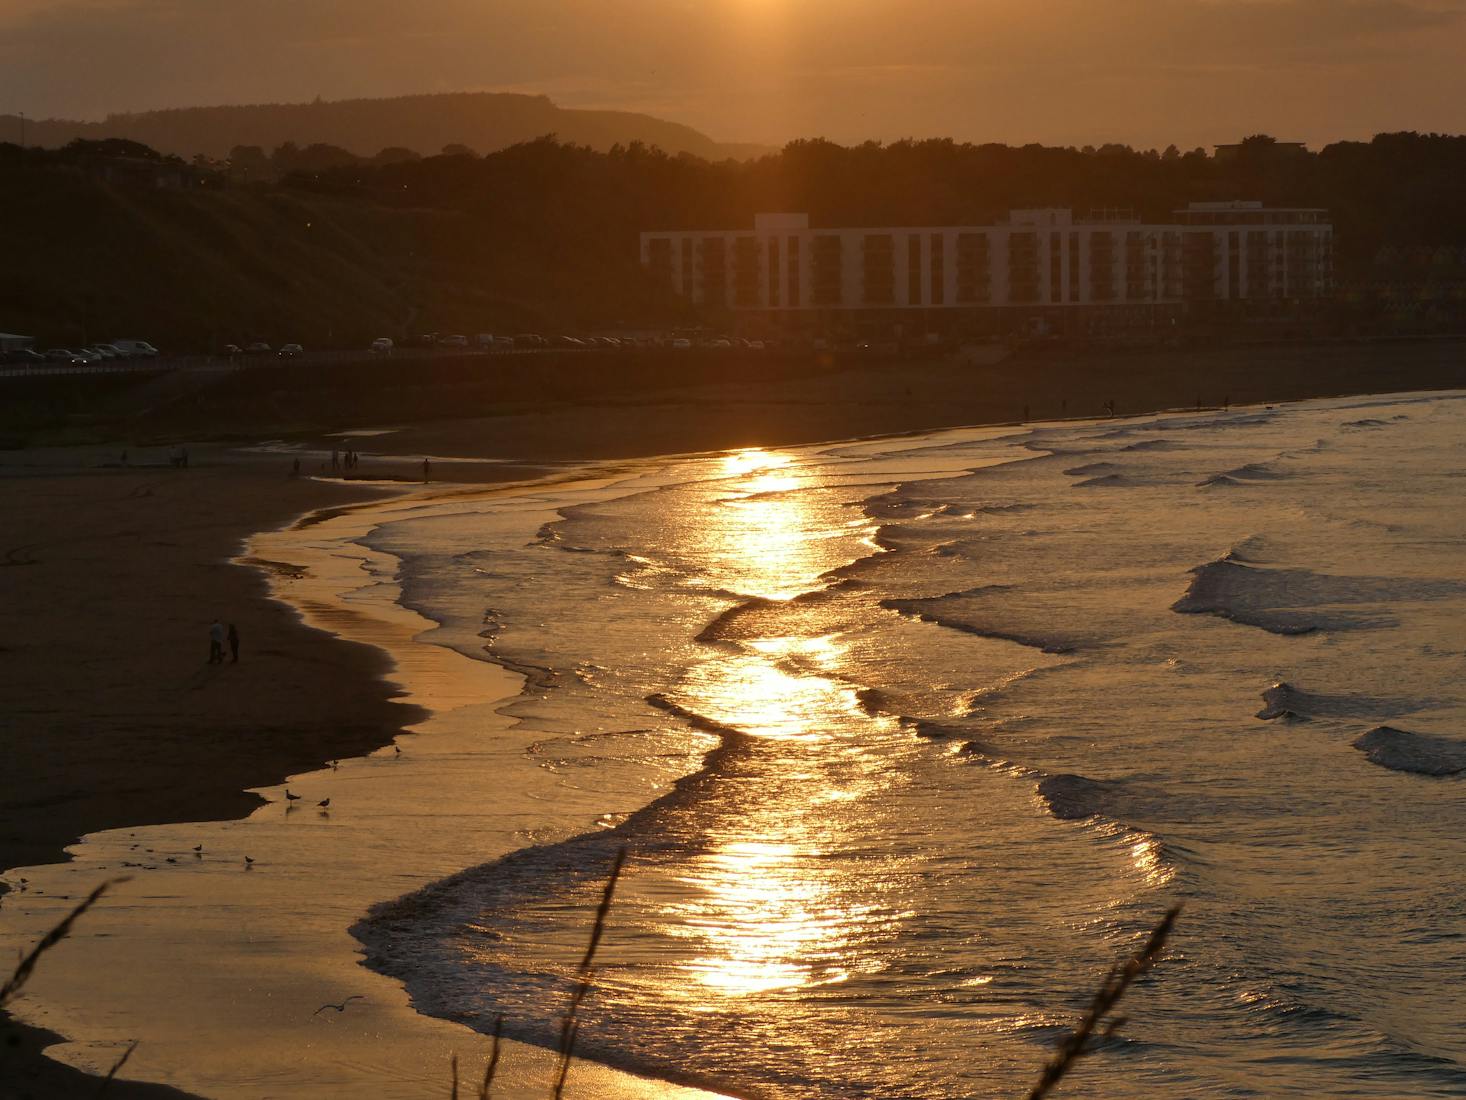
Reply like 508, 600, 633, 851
285, 790, 302, 801
313, 995, 365, 1016
393, 745, 402, 756
244, 856, 255, 868
317, 798, 330, 809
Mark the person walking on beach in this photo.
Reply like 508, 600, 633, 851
208, 619, 226, 664
227, 623, 240, 664
291, 456, 301, 478
331, 449, 340, 471
422, 458, 431, 483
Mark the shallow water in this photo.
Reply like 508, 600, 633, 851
4, 394, 1466, 1099
357, 393, 1466, 1098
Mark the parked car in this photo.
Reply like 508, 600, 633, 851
670, 338, 693, 350
369, 337, 394, 355
512, 333, 544, 349
73, 348, 103, 362
222, 344, 243, 355
245, 342, 272, 354
45, 349, 88, 364
437, 334, 469, 349
474, 333, 496, 348
87, 344, 120, 359
111, 339, 160, 357
277, 343, 304, 358
3, 348, 46, 365
493, 336, 514, 351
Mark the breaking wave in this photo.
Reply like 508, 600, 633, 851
1353, 726, 1466, 776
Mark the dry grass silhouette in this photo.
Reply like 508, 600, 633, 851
6, 869, 1179, 1098
1027, 905, 1182, 1100
1, 877, 126, 1009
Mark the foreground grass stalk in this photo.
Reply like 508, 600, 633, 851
96, 1040, 139, 1096
551, 847, 628, 1099
479, 1014, 504, 1100
1, 877, 127, 1009
1026, 905, 1182, 1100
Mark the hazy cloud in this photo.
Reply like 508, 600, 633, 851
2, 0, 1464, 147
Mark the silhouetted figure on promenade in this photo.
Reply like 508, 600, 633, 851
228, 623, 240, 664
423, 458, 431, 483
291, 456, 301, 478
208, 619, 225, 664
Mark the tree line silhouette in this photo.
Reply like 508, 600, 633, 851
7, 130, 1466, 344
285, 131, 1466, 283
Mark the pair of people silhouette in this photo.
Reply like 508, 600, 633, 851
207, 620, 239, 664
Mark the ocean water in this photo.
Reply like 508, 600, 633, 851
350, 394, 1466, 1099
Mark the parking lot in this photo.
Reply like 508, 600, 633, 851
0, 334, 781, 381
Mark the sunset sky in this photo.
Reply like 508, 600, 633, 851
4, 0, 1465, 148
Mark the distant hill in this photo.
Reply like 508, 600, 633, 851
0, 92, 771, 163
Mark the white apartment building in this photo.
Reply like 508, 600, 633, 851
640, 204, 1332, 315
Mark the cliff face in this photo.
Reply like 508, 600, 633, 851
0, 92, 770, 162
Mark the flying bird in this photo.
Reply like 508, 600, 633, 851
314, 995, 365, 1016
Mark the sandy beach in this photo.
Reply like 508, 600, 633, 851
3, 342, 1465, 1098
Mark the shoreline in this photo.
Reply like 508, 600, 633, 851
2, 459, 740, 1100
0, 450, 538, 1100
3, 370, 1464, 1097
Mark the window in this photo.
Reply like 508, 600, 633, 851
788, 236, 802, 308
908, 235, 922, 305
930, 234, 945, 306
769, 238, 781, 307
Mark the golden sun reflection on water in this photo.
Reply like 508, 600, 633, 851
664, 452, 901, 999
696, 449, 853, 600
671, 838, 854, 998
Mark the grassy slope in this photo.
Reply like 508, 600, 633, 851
0, 169, 664, 353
